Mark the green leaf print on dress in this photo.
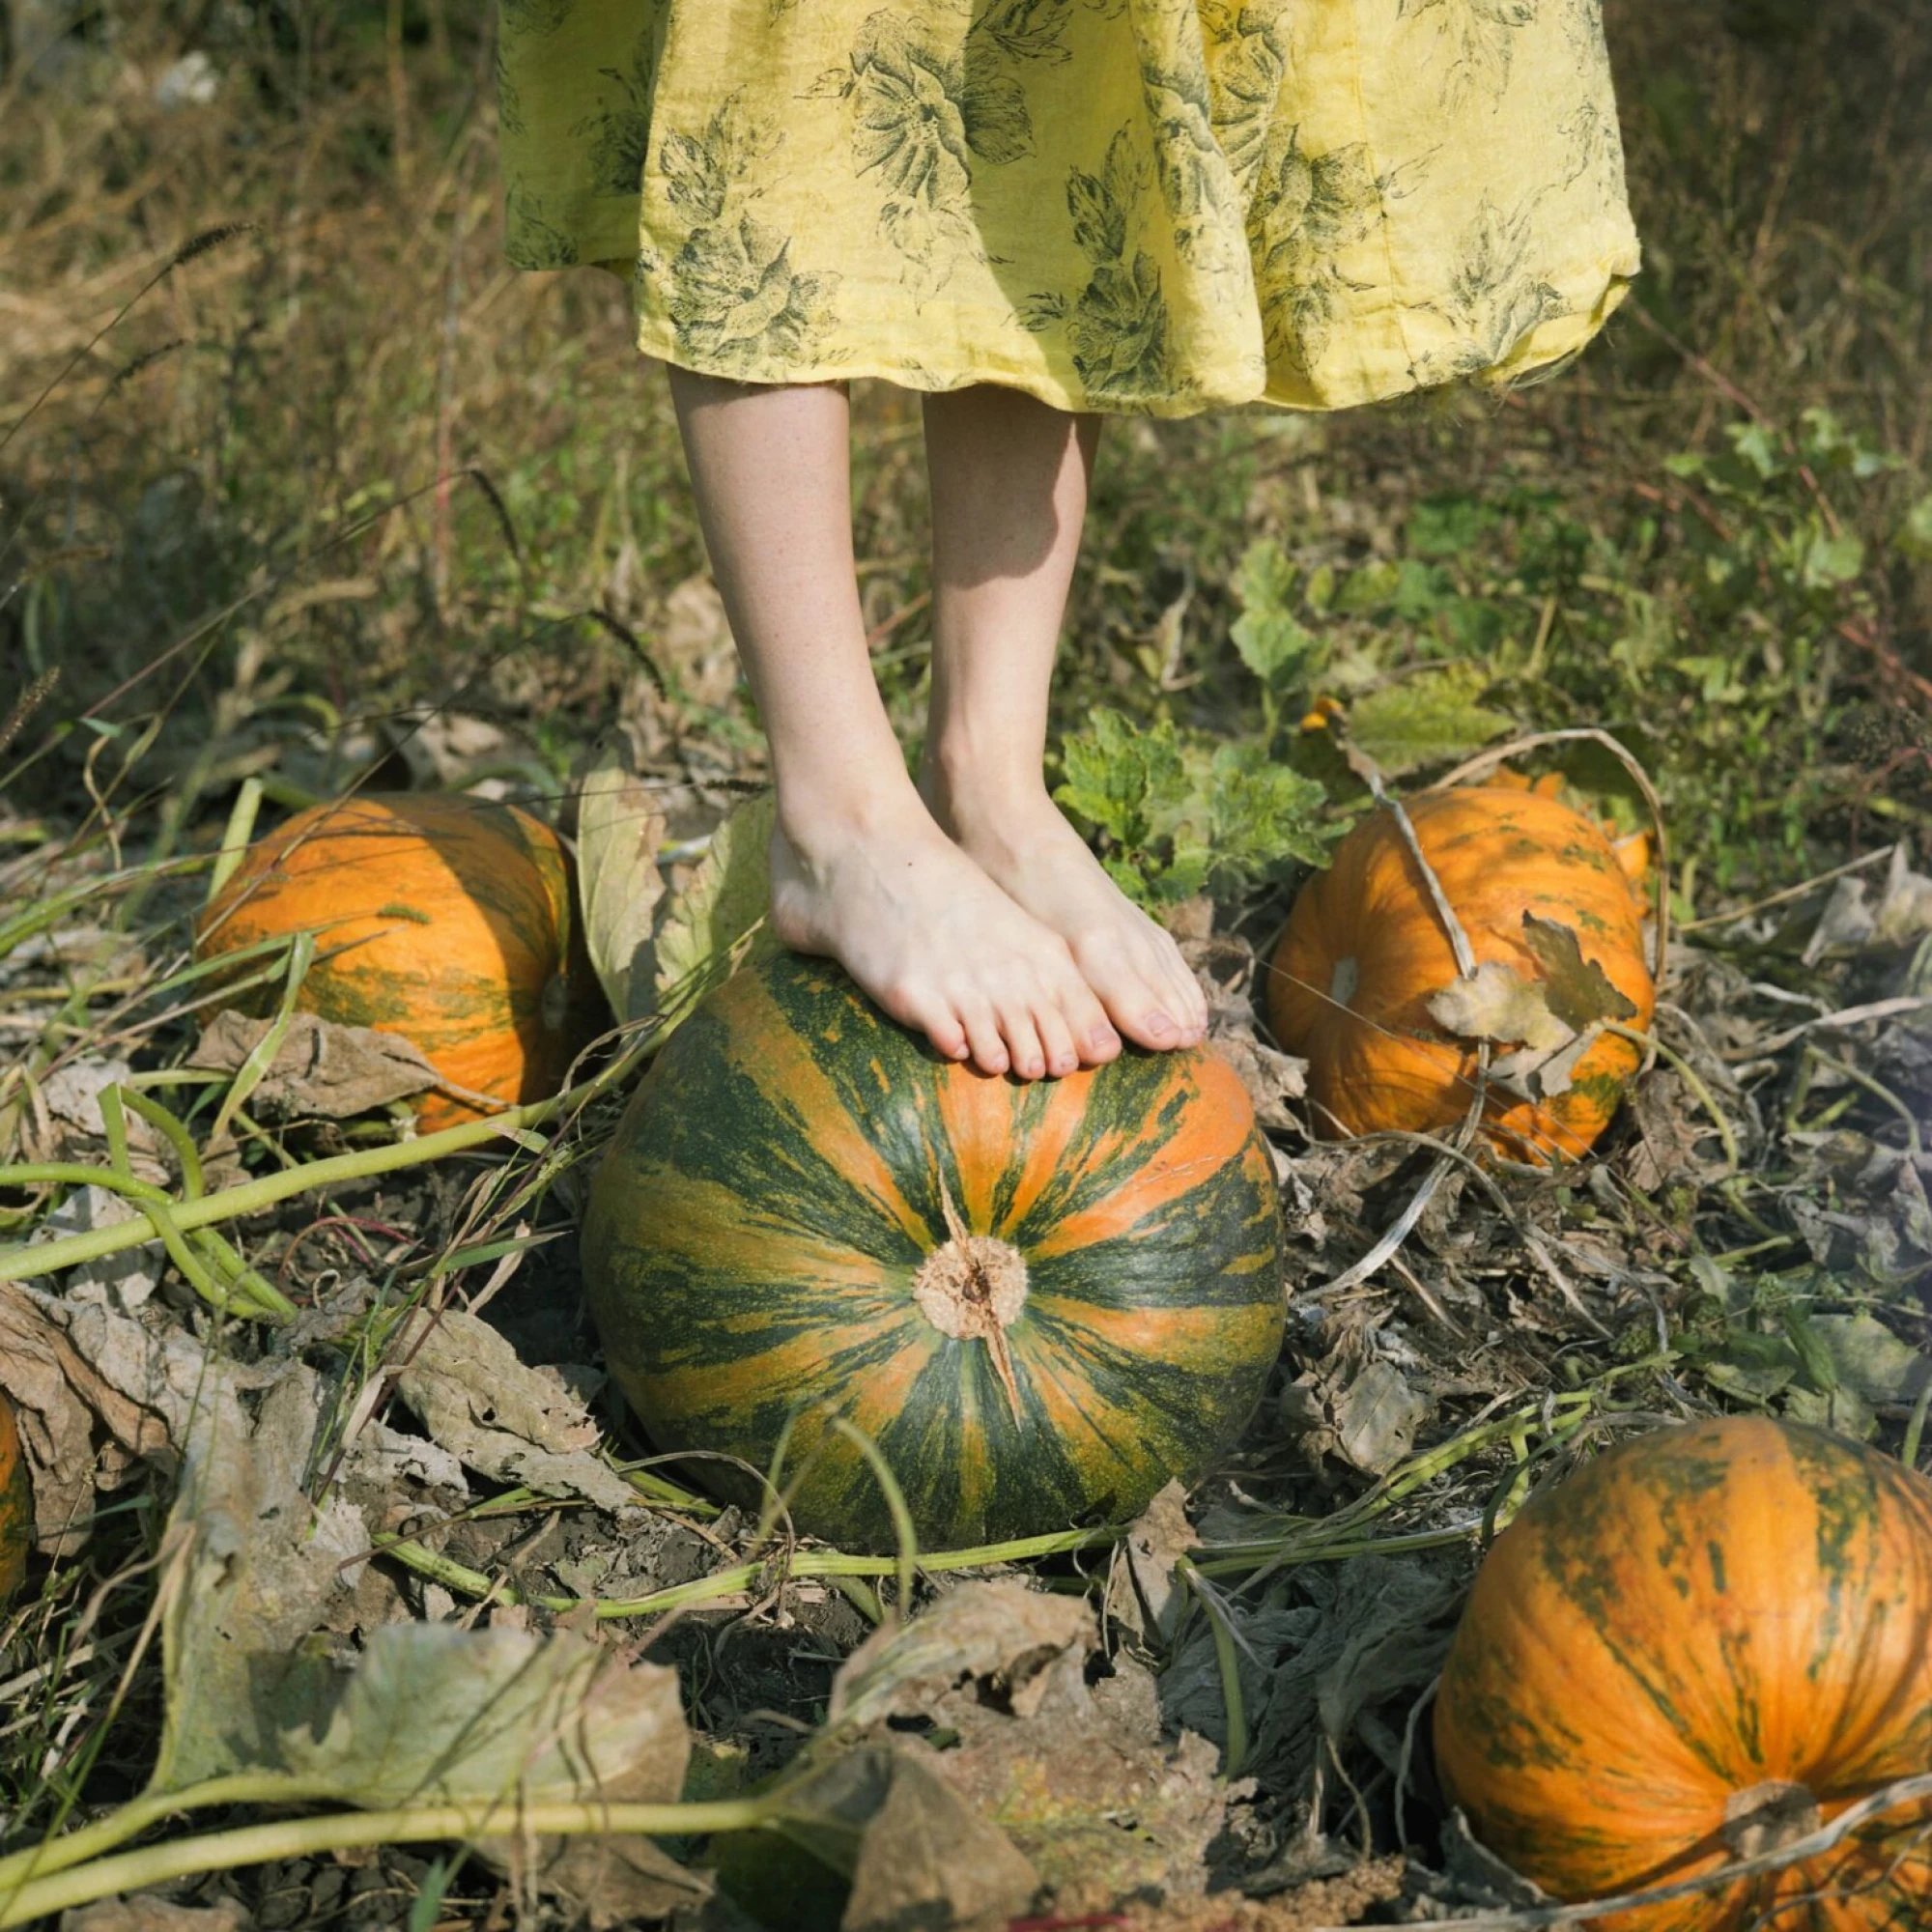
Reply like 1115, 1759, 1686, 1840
1245, 129, 1386, 376
644, 95, 841, 375
1397, 0, 1538, 110
1030, 128, 1173, 406
499, 0, 577, 36
971, 0, 1076, 64
506, 187, 581, 269
1406, 193, 1567, 386
574, 28, 663, 198
1201, 5, 1289, 198
816, 9, 1037, 303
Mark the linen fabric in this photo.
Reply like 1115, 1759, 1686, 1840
497, 0, 1639, 415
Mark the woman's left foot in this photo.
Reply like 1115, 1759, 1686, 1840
920, 771, 1209, 1055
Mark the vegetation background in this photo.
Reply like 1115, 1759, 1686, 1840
0, 1, 1930, 1927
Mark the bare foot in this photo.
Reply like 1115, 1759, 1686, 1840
920, 775, 1209, 1054
769, 787, 1122, 1079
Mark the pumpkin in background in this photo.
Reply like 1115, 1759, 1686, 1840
0, 1392, 30, 1605
195, 794, 601, 1133
1434, 1417, 1932, 1931
581, 952, 1285, 1552
1266, 785, 1655, 1162
1485, 767, 1656, 893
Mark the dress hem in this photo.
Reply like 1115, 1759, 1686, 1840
589, 260, 1639, 420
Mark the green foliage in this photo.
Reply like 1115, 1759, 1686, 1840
1230, 539, 1321, 692
1338, 668, 1514, 779
1054, 709, 1325, 907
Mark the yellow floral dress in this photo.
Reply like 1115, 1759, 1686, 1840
497, 0, 1639, 416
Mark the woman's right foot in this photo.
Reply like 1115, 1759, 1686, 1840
769, 787, 1121, 1080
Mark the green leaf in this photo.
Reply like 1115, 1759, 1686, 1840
1342, 666, 1513, 777
1896, 494, 1932, 562
1231, 607, 1319, 689
1199, 742, 1327, 890
1055, 710, 1329, 906
1405, 494, 1496, 558
1800, 527, 1864, 587
1230, 539, 1319, 689
1727, 420, 1782, 480
1054, 707, 1184, 854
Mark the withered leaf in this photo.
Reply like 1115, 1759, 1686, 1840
652, 791, 780, 1034
1519, 913, 1640, 1030
1426, 959, 1574, 1053
187, 1009, 437, 1119
391, 1308, 640, 1516
575, 735, 668, 1027
829, 1579, 1092, 1732
838, 1750, 1039, 1932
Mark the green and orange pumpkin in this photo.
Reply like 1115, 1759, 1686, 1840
1267, 783, 1655, 1163
581, 952, 1286, 1551
195, 793, 601, 1133
1434, 1416, 1932, 1930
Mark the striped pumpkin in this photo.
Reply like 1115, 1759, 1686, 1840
1434, 1417, 1932, 1930
196, 793, 601, 1133
0, 1394, 28, 1605
581, 952, 1286, 1552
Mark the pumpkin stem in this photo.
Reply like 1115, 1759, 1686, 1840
915, 1181, 1029, 1426
1721, 1781, 1822, 1859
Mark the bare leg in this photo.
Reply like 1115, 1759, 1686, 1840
916, 384, 1208, 1052
667, 366, 1119, 1078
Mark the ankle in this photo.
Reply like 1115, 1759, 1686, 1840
775, 767, 927, 858
917, 740, 1050, 823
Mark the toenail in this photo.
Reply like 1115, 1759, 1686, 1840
1020, 1058, 1043, 1079
1050, 1054, 1076, 1075
1089, 1026, 1121, 1055
1146, 1010, 1178, 1039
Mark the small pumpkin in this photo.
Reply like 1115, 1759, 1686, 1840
1266, 785, 1655, 1162
195, 793, 600, 1133
0, 1392, 31, 1605
1434, 1417, 1932, 1931
581, 952, 1286, 1552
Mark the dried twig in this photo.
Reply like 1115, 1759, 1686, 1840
1323, 1773, 1932, 1932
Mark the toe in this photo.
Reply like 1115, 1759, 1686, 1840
1064, 981, 1122, 1065
1035, 1003, 1081, 1078
958, 998, 1010, 1077
892, 985, 971, 1063
997, 1000, 1048, 1082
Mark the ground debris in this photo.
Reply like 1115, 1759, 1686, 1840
390, 1305, 642, 1515
185, 1009, 438, 1120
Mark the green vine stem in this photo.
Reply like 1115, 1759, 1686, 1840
1604, 1020, 1740, 1175
371, 1522, 1120, 1620
0, 1795, 780, 1927
0, 1041, 650, 1287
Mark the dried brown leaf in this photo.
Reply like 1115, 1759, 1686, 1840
392, 1308, 640, 1515
187, 1009, 437, 1119
839, 1751, 1040, 1931
1427, 958, 1573, 1052
1519, 914, 1641, 1030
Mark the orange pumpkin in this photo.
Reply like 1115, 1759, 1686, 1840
195, 794, 601, 1132
1265, 785, 1655, 1162
1434, 1417, 1932, 1930
0, 1393, 29, 1605
1486, 766, 1655, 892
